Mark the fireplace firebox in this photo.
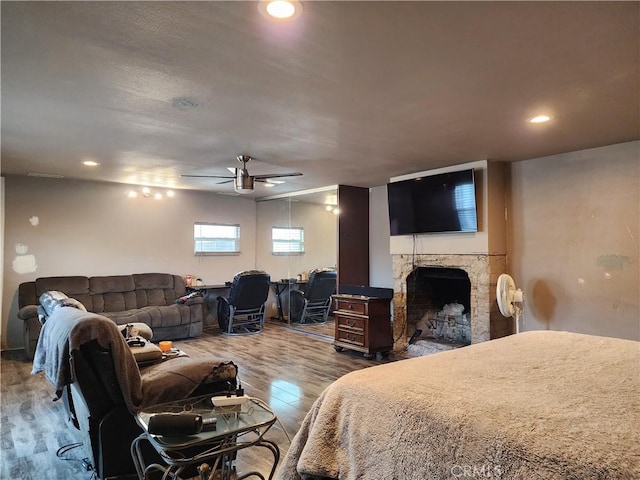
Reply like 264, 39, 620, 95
406, 267, 471, 345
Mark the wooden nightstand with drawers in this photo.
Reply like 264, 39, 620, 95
332, 294, 393, 360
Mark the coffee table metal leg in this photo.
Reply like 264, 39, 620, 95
236, 439, 280, 480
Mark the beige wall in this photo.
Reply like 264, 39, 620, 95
369, 185, 393, 288
2, 175, 257, 349
507, 141, 639, 340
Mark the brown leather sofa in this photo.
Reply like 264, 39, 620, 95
18, 273, 204, 359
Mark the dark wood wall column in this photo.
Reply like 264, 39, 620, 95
337, 185, 369, 289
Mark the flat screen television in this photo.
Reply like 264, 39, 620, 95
387, 169, 478, 235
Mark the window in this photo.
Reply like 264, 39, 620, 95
194, 223, 240, 255
272, 227, 304, 254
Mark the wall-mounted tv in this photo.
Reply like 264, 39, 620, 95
387, 169, 478, 235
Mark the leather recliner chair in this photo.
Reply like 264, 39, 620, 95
217, 270, 271, 335
289, 268, 337, 324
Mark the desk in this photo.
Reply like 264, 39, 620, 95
270, 280, 306, 322
186, 284, 231, 327
131, 395, 279, 480
186, 284, 230, 291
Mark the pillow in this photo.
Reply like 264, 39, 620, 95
118, 322, 153, 341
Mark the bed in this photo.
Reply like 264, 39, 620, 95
276, 331, 639, 480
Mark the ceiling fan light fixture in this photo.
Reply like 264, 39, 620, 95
234, 174, 255, 194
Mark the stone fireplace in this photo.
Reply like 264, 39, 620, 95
407, 267, 472, 345
392, 253, 509, 345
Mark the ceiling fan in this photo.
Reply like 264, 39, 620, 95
180, 155, 302, 194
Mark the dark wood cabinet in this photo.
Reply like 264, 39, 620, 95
332, 294, 393, 359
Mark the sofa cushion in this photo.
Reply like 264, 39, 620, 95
102, 304, 192, 329
133, 273, 174, 290
90, 275, 136, 294
90, 275, 138, 313
133, 273, 180, 308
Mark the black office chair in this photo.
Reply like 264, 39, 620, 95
217, 270, 271, 335
289, 268, 337, 324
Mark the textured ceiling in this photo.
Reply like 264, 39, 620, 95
1, 1, 638, 198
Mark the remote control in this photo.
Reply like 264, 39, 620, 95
211, 395, 250, 407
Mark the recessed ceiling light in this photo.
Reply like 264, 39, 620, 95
529, 115, 552, 123
166, 190, 175, 198
82, 160, 100, 166
267, 1, 295, 18
264, 182, 276, 188
259, 0, 301, 20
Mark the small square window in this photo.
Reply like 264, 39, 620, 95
272, 227, 304, 255
194, 223, 240, 255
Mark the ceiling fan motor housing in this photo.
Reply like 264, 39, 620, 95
234, 169, 254, 194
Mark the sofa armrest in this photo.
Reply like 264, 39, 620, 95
18, 305, 38, 321
183, 296, 204, 307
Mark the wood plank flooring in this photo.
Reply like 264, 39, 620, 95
1, 322, 409, 480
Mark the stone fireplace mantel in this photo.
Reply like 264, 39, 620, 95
392, 253, 508, 344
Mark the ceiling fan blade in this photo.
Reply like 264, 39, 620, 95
253, 172, 303, 180
180, 174, 236, 179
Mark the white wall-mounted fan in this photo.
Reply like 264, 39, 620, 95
496, 273, 525, 334
180, 155, 302, 194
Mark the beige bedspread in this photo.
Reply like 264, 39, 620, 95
277, 331, 640, 480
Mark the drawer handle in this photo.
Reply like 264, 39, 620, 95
347, 320, 356, 327
348, 304, 353, 309
347, 334, 355, 341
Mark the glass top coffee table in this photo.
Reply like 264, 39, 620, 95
131, 394, 279, 480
